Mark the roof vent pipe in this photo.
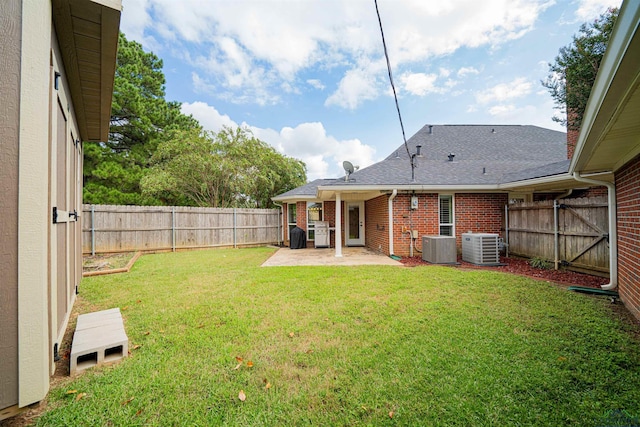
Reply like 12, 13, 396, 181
416, 144, 422, 156
428, 125, 433, 134
448, 153, 455, 162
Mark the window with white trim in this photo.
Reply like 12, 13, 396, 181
439, 195, 454, 236
287, 203, 297, 239
306, 202, 323, 240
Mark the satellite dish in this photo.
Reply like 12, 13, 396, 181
343, 161, 355, 175
342, 161, 359, 181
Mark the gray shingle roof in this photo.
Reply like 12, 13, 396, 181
273, 179, 336, 199
273, 124, 569, 199
330, 125, 567, 186
501, 159, 571, 183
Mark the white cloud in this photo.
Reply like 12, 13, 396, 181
124, 0, 555, 109
307, 79, 326, 90
325, 68, 379, 110
457, 66, 480, 77
252, 122, 377, 180
400, 72, 440, 96
181, 101, 377, 180
181, 102, 237, 132
476, 77, 533, 104
574, 0, 620, 21
488, 104, 516, 116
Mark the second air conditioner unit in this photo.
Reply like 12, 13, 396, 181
461, 233, 500, 265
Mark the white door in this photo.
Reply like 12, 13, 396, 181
346, 201, 365, 246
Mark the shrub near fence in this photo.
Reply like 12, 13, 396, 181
82, 205, 281, 254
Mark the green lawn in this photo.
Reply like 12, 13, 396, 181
38, 248, 640, 426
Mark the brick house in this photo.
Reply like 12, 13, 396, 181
0, 0, 121, 419
273, 124, 571, 258
274, 0, 640, 322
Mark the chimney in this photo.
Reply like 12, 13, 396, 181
428, 125, 433, 134
566, 109, 579, 159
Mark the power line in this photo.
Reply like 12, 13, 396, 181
374, 0, 411, 163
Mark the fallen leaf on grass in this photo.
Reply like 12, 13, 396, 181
122, 306, 129, 311
136, 300, 142, 303
246, 361, 254, 368
144, 331, 150, 336
233, 363, 242, 370
236, 356, 243, 362
305, 349, 313, 354
132, 344, 141, 350
75, 393, 87, 401
289, 332, 295, 338
389, 411, 394, 419
66, 390, 78, 395
558, 356, 567, 362
121, 397, 135, 405
135, 409, 143, 416
265, 382, 272, 390
197, 324, 205, 329
238, 390, 246, 402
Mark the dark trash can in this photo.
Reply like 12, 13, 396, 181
290, 226, 307, 249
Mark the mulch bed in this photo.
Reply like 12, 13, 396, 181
400, 256, 609, 288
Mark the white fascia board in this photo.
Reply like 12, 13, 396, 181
317, 184, 503, 193
570, 1, 640, 174
497, 174, 577, 190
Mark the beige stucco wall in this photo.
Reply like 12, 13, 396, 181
0, 0, 22, 412
18, 0, 53, 407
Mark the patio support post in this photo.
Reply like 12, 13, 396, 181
335, 192, 343, 257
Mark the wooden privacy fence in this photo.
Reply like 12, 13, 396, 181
506, 197, 609, 275
82, 204, 281, 254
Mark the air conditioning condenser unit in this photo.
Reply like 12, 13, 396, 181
422, 236, 457, 264
461, 233, 500, 265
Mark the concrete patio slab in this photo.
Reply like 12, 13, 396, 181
261, 247, 402, 267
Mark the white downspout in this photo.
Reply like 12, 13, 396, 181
388, 189, 397, 256
335, 192, 342, 257
572, 172, 617, 290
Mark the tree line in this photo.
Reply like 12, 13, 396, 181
83, 33, 306, 208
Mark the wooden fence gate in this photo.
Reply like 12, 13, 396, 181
506, 197, 609, 275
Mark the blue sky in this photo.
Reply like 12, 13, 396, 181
120, 0, 620, 181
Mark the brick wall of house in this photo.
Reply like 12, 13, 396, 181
455, 193, 508, 246
365, 195, 389, 254
615, 153, 640, 321
324, 201, 339, 248
382, 193, 507, 257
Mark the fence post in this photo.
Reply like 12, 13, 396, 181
554, 199, 559, 270
91, 205, 95, 256
172, 207, 176, 252
233, 208, 237, 248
